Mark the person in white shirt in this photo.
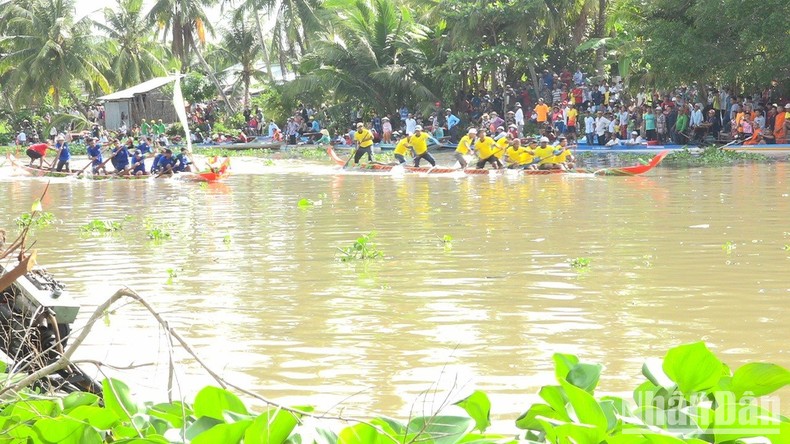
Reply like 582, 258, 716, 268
625, 131, 644, 145
637, 89, 647, 107
690, 103, 704, 128
268, 121, 280, 137
595, 111, 611, 145
405, 113, 417, 135
16, 130, 27, 146
584, 110, 596, 144
618, 106, 630, 140
514, 103, 524, 136
606, 136, 621, 147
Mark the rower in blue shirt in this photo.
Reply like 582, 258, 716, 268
154, 149, 177, 175
53, 135, 71, 172
130, 150, 147, 176
174, 148, 192, 172
110, 139, 130, 173
137, 136, 152, 156
86, 137, 105, 174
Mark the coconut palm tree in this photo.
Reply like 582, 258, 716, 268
147, 0, 235, 110
223, 0, 320, 82
290, 0, 435, 115
98, 0, 171, 89
0, 0, 109, 109
147, 0, 212, 71
207, 19, 266, 109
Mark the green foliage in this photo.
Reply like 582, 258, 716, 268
721, 241, 736, 255
517, 342, 790, 443
297, 198, 314, 208
665, 148, 771, 168
251, 87, 288, 127
15, 212, 56, 231
165, 122, 183, 137
337, 232, 384, 262
569, 257, 591, 269
454, 390, 491, 432
80, 219, 123, 234
147, 228, 171, 241
0, 0, 110, 108
0, 344, 785, 443
223, 235, 232, 245
181, 72, 217, 105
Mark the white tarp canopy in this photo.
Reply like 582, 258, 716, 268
98, 75, 182, 101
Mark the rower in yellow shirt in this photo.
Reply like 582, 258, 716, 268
410, 126, 436, 167
352, 122, 374, 165
474, 129, 501, 169
505, 138, 525, 168
553, 136, 575, 169
494, 131, 510, 161
454, 128, 476, 168
533, 136, 561, 170
392, 132, 411, 165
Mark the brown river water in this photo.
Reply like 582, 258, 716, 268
1, 156, 789, 424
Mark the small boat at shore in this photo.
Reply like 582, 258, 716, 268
326, 147, 668, 176
190, 136, 284, 151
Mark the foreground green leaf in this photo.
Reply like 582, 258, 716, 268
662, 342, 723, 396
193, 386, 249, 421
455, 390, 492, 433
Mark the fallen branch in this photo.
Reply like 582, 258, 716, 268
0, 252, 36, 293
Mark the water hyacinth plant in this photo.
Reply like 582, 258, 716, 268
0, 342, 785, 443
80, 219, 122, 234
337, 231, 384, 261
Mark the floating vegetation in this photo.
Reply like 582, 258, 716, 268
569, 257, 591, 269
438, 234, 453, 250
665, 147, 771, 167
337, 232, 384, 261
80, 219, 122, 234
223, 235, 232, 245
722, 241, 736, 254
297, 198, 313, 208
14, 211, 55, 231
147, 227, 171, 241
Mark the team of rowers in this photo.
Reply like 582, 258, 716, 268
24, 135, 193, 176
352, 122, 575, 170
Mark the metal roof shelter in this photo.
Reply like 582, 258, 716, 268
98, 75, 183, 130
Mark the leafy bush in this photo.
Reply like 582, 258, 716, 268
0, 342, 786, 443
166, 122, 184, 137
181, 72, 217, 105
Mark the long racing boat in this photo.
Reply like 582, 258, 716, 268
7, 154, 231, 182
326, 147, 668, 176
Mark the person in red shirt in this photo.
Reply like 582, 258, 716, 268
26, 141, 52, 168
572, 86, 584, 108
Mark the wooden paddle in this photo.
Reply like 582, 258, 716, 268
75, 147, 109, 176
50, 146, 64, 171
344, 146, 358, 168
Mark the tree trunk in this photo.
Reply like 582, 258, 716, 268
527, 60, 540, 98
594, 0, 608, 78
243, 73, 251, 109
253, 11, 275, 82
190, 40, 236, 114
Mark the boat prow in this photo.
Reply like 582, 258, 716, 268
327, 146, 347, 166
593, 150, 670, 176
